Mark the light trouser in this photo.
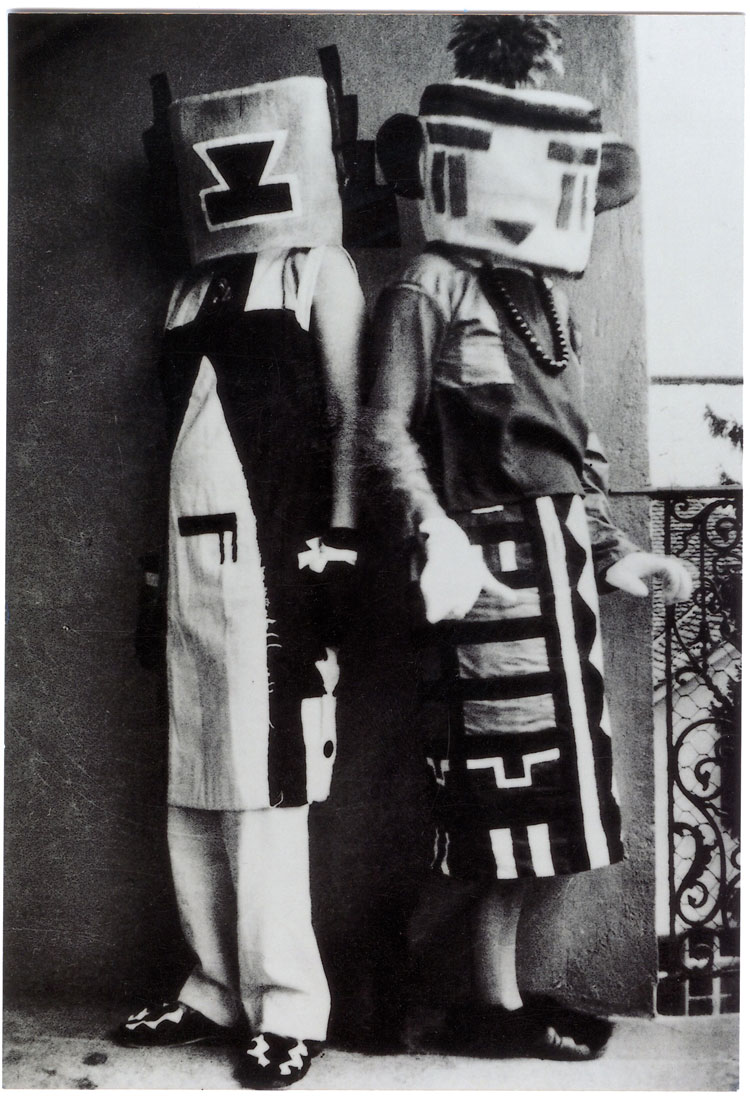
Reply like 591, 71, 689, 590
167, 804, 331, 1042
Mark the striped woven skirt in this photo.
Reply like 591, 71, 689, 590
416, 495, 623, 882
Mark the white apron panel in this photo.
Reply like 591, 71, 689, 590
167, 355, 272, 810
300, 647, 339, 802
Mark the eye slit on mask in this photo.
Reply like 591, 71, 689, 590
448, 155, 468, 217
431, 151, 447, 213
548, 141, 599, 166
556, 173, 576, 230
431, 151, 469, 218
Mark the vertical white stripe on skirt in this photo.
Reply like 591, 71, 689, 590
535, 496, 611, 869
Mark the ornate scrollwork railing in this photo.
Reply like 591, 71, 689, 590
649, 488, 741, 1016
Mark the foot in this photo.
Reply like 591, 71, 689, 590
519, 995, 613, 1059
237, 1033, 321, 1089
113, 1001, 244, 1048
446, 995, 614, 1061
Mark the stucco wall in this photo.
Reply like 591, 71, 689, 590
6, 13, 655, 1036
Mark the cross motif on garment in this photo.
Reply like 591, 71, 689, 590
297, 537, 357, 573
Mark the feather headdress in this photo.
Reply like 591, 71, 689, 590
448, 14, 564, 88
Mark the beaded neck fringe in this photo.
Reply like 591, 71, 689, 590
486, 270, 570, 374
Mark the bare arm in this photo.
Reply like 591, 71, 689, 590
310, 247, 366, 530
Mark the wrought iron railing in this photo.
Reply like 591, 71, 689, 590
647, 488, 742, 1016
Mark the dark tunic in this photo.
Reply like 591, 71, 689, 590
371, 247, 635, 879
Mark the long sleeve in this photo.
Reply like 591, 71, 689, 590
364, 284, 447, 528
583, 431, 642, 590
310, 247, 367, 530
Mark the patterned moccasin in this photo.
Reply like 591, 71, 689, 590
113, 1001, 245, 1047
237, 1032, 322, 1089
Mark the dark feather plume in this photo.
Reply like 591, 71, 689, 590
448, 15, 564, 88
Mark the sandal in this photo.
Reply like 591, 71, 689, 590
445, 994, 613, 1061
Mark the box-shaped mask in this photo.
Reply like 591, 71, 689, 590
170, 76, 343, 265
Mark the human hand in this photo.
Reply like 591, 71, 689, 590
605, 551, 693, 604
419, 516, 517, 623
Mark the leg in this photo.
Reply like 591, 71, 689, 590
473, 880, 527, 1011
114, 806, 244, 1046
408, 873, 482, 1002
168, 805, 244, 1028
225, 807, 329, 1088
456, 879, 612, 1060
402, 873, 480, 1051
223, 805, 330, 1042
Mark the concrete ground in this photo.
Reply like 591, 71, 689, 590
2, 1001, 739, 1091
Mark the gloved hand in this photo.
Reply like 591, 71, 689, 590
297, 528, 360, 646
419, 516, 517, 623
605, 551, 693, 604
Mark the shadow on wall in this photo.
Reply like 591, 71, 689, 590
5, 12, 653, 1045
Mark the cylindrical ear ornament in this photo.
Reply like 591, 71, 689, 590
376, 114, 425, 199
596, 137, 640, 213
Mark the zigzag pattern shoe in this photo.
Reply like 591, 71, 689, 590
113, 1001, 244, 1047
237, 1032, 321, 1089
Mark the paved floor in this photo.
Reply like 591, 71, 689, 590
2, 1001, 739, 1091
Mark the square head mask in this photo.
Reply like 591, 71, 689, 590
377, 78, 638, 276
170, 76, 343, 265
418, 81, 603, 274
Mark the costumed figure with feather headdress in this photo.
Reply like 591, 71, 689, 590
368, 15, 692, 1060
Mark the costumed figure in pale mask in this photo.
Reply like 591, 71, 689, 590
368, 15, 692, 1060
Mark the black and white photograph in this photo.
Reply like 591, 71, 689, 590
5, 9, 742, 1090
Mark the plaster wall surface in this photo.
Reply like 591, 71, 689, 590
6, 13, 654, 1038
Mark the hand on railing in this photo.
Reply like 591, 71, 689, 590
605, 551, 693, 604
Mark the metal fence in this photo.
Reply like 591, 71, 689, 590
650, 489, 741, 1016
